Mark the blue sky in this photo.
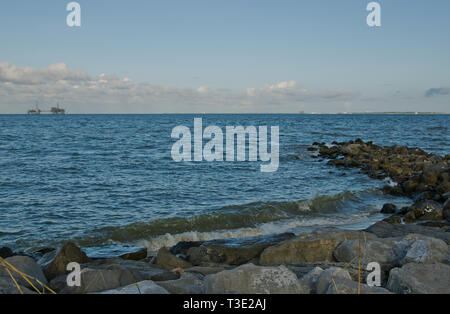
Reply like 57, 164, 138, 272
0, 0, 449, 113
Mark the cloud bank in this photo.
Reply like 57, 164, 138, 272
425, 87, 450, 98
0, 62, 357, 114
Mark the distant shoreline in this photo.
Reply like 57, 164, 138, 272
1, 112, 450, 115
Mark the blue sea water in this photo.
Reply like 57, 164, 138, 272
0, 114, 449, 256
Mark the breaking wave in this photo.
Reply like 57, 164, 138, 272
73, 189, 383, 251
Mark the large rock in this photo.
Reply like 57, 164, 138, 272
315, 267, 352, 294
404, 200, 443, 222
185, 266, 227, 276
204, 264, 305, 294
443, 199, 450, 222
259, 228, 375, 265
119, 248, 148, 261
186, 233, 295, 266
57, 266, 140, 294
0, 256, 48, 290
49, 258, 173, 293
99, 281, 169, 294
43, 242, 90, 280
156, 247, 192, 271
366, 221, 450, 244
401, 235, 449, 264
158, 273, 204, 294
381, 204, 397, 214
0, 277, 36, 294
298, 267, 323, 294
333, 234, 448, 272
386, 263, 450, 294
325, 278, 392, 294
0, 247, 14, 259
170, 241, 204, 256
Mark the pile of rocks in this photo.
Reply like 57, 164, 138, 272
2, 222, 449, 294
309, 140, 450, 224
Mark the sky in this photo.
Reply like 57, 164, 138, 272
0, 0, 449, 114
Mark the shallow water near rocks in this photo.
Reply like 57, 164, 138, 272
0, 114, 449, 256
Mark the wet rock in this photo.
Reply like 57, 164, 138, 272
187, 233, 295, 266
382, 215, 402, 224
381, 203, 397, 214
119, 248, 148, 261
365, 221, 450, 244
204, 264, 305, 294
158, 273, 204, 294
404, 200, 443, 222
443, 199, 450, 222
0, 247, 14, 259
259, 228, 375, 264
156, 247, 192, 271
99, 280, 169, 294
325, 278, 392, 294
0, 256, 48, 290
386, 263, 450, 294
170, 241, 204, 256
43, 242, 90, 280
315, 140, 450, 203
315, 267, 352, 294
413, 191, 437, 202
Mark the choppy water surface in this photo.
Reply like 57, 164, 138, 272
0, 114, 449, 255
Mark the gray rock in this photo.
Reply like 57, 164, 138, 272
43, 242, 90, 280
58, 266, 141, 294
259, 228, 375, 264
401, 235, 449, 265
404, 200, 444, 222
170, 241, 204, 256
158, 273, 204, 294
386, 263, 450, 294
316, 267, 352, 294
0, 256, 48, 290
334, 237, 407, 271
366, 221, 450, 244
0, 247, 14, 259
325, 278, 392, 294
99, 280, 169, 294
0, 277, 36, 294
204, 264, 305, 294
334, 234, 448, 272
443, 199, 450, 222
185, 266, 227, 276
298, 267, 323, 294
187, 233, 295, 266
119, 248, 148, 261
85, 258, 170, 282
156, 247, 192, 271
381, 203, 397, 214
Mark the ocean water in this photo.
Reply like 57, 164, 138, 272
0, 114, 449, 256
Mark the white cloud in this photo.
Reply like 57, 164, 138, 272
0, 62, 357, 113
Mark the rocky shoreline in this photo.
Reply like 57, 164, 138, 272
1, 140, 449, 294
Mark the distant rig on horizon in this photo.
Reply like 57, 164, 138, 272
27, 102, 66, 115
